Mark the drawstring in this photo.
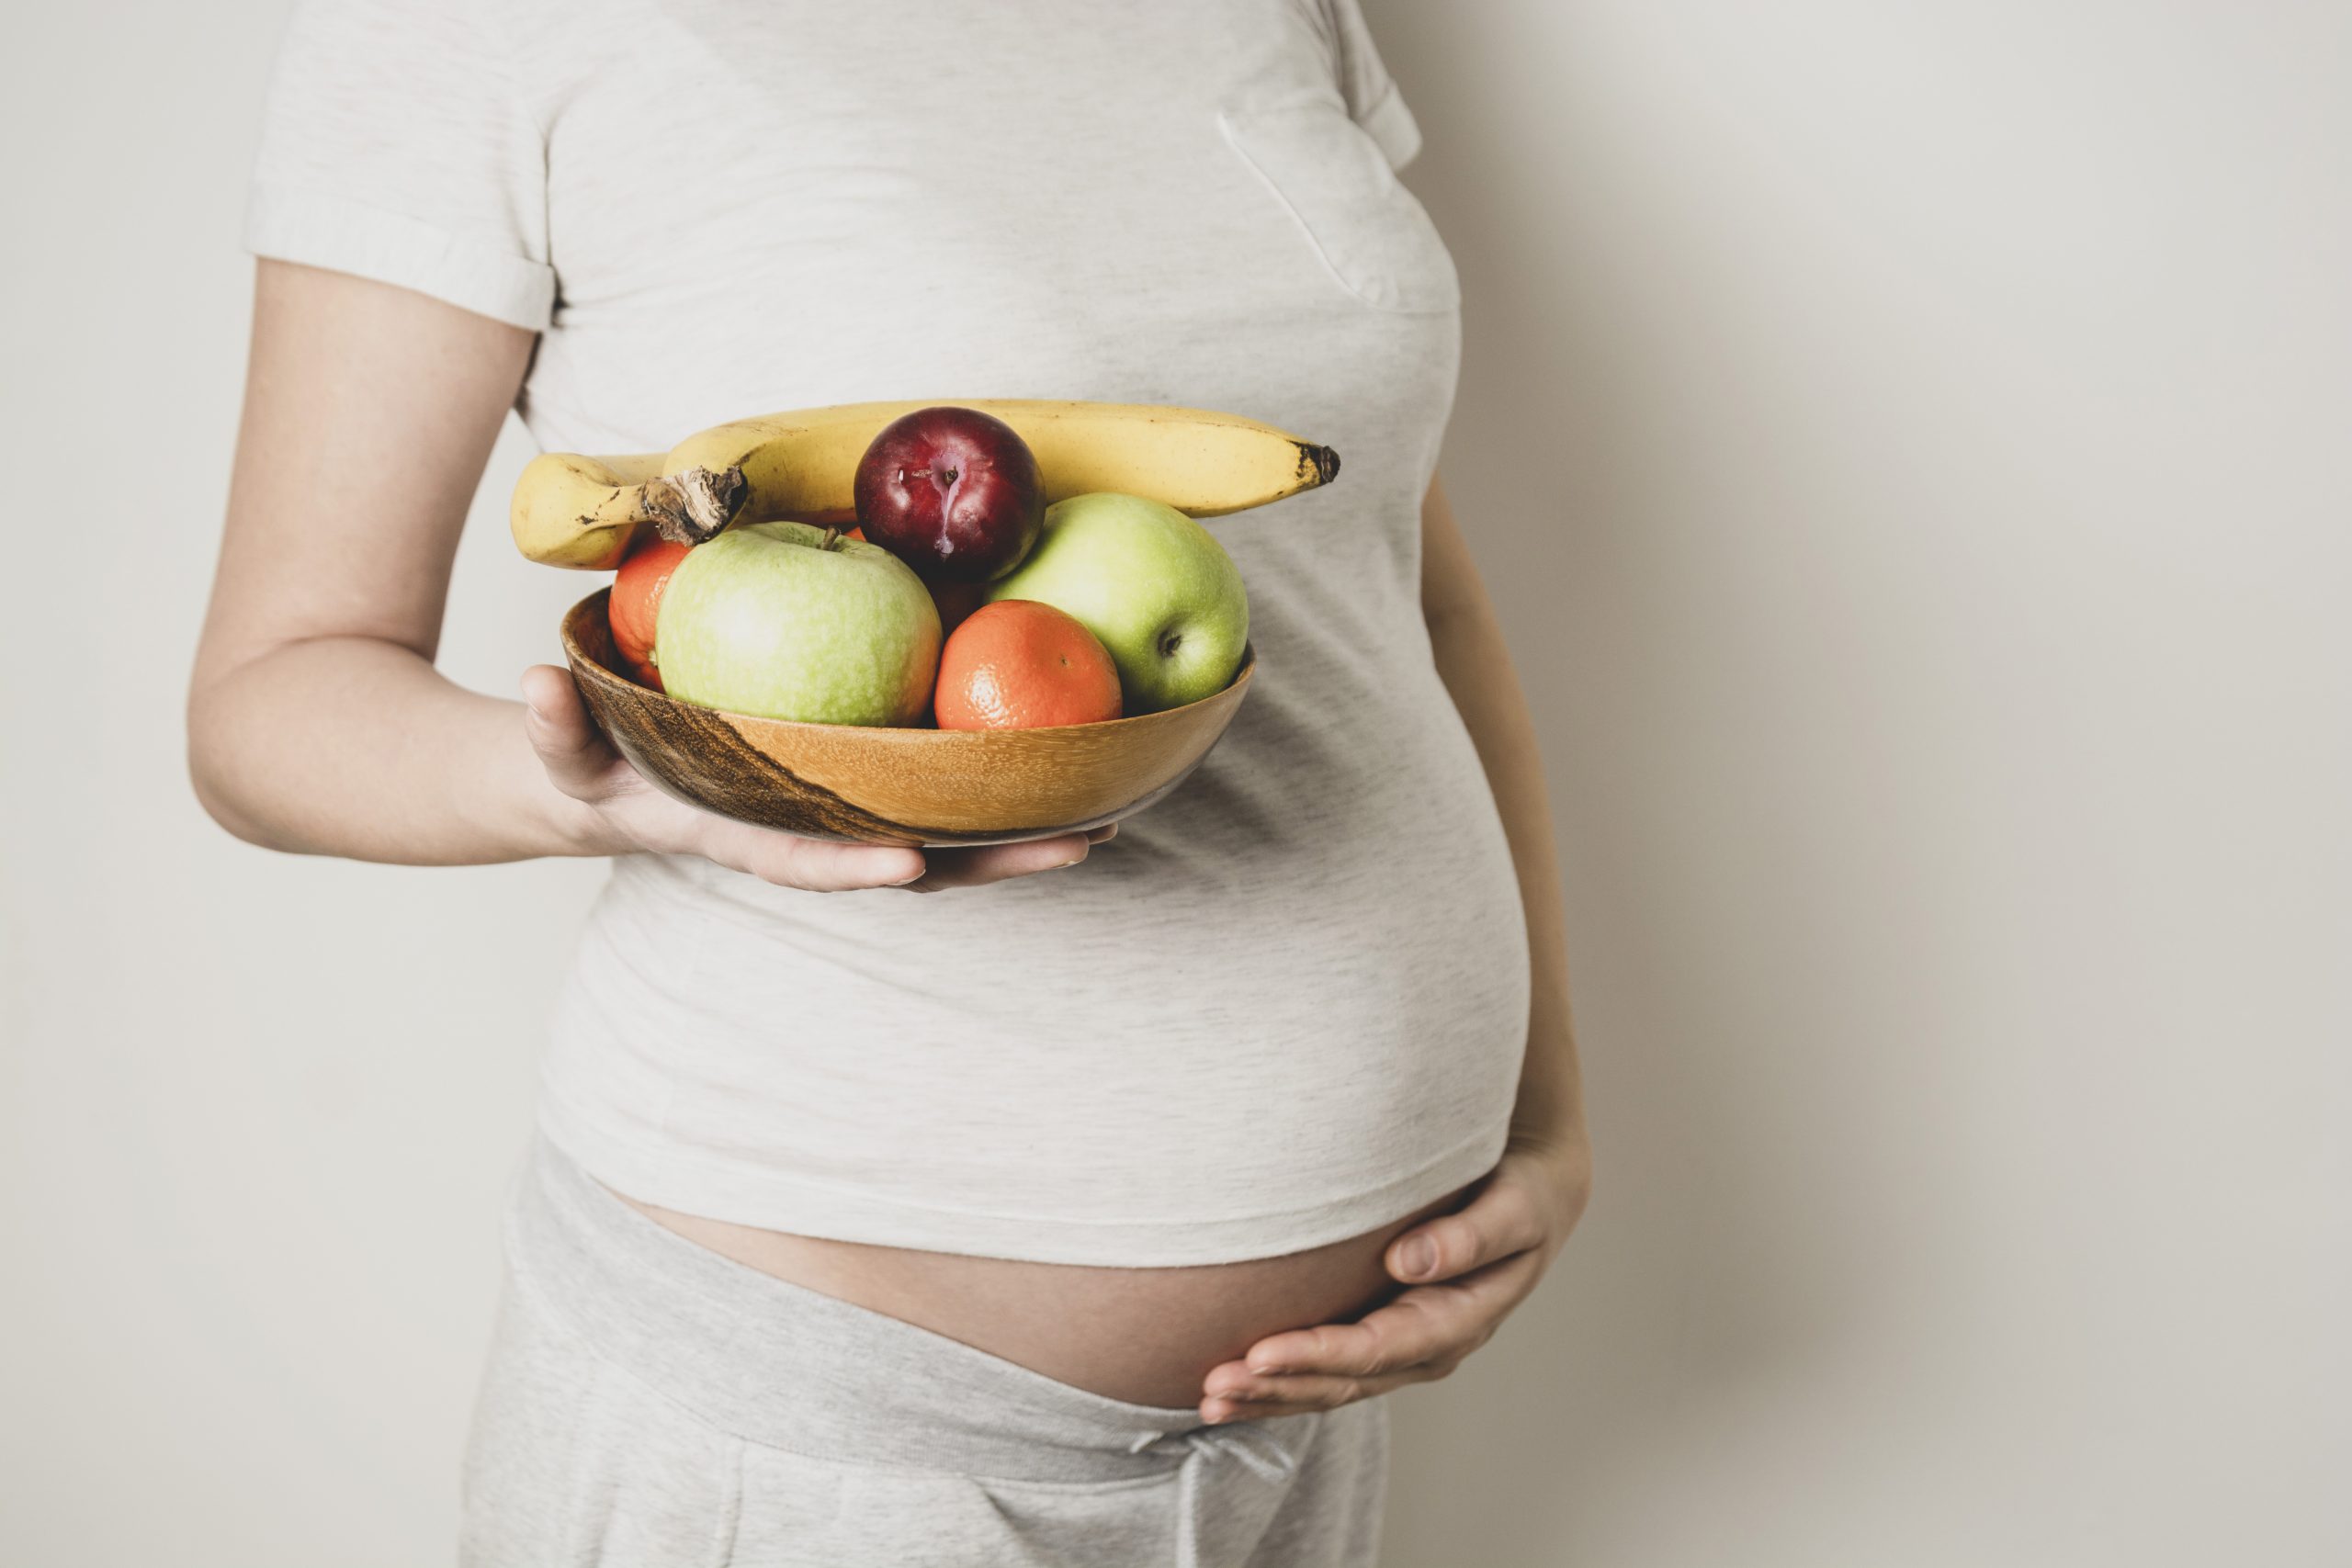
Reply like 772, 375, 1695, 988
1182, 1427, 1300, 1483
1125, 1423, 1300, 1482
1126, 1425, 1302, 1568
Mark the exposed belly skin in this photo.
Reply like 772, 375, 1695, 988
616, 1184, 1472, 1412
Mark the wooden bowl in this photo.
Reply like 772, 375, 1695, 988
559, 590, 1254, 846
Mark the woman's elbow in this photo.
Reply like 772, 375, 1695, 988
185, 682, 299, 852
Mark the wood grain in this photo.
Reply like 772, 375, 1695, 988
560, 590, 1253, 846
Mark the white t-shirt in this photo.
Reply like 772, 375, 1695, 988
248, 0, 1531, 1266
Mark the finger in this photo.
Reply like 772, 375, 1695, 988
749, 836, 928, 893
1202, 1359, 1423, 1405
1201, 1358, 1270, 1404
1245, 1252, 1543, 1378
1386, 1170, 1547, 1284
520, 665, 620, 797
1207, 1400, 1329, 1424
903, 834, 1091, 891
691, 815, 928, 893
1202, 1367, 1441, 1423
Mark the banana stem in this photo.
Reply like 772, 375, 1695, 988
648, 466, 749, 546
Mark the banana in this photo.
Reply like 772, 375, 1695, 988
507, 451, 671, 570
509, 400, 1340, 569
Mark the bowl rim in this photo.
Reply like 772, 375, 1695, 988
560, 587, 1255, 738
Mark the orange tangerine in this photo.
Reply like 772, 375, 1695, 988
610, 535, 691, 677
933, 601, 1123, 730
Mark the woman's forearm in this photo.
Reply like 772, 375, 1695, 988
188, 636, 584, 865
1421, 479, 1588, 1153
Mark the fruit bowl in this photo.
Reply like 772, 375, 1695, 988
560, 590, 1254, 846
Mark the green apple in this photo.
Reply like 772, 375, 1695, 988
986, 493, 1248, 714
654, 522, 940, 725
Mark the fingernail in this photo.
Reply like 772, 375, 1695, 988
1399, 1236, 1437, 1279
1247, 1359, 1283, 1376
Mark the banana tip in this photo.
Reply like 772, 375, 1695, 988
1300, 442, 1341, 487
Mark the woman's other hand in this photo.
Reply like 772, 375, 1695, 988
522, 664, 1107, 893
1196, 1132, 1591, 1424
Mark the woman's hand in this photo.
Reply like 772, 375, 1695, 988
522, 664, 1107, 893
1197, 1130, 1591, 1425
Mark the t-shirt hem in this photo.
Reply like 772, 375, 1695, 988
535, 1089, 1510, 1269
243, 180, 555, 331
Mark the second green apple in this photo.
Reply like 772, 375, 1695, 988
987, 492, 1249, 715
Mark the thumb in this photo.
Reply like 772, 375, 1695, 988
521, 665, 618, 797
1385, 1172, 1545, 1284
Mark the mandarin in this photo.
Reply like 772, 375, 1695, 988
609, 535, 692, 683
933, 601, 1123, 730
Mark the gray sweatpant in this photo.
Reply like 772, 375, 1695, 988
459, 1137, 1388, 1567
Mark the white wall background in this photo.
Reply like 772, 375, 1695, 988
4, 2, 2345, 1563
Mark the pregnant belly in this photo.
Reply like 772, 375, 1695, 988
615, 1185, 1471, 1411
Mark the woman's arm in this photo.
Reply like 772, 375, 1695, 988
1201, 473, 1592, 1422
190, 259, 560, 861
190, 261, 1096, 891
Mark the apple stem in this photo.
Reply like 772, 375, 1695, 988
820, 526, 842, 551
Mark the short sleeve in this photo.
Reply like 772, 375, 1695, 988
243, 0, 555, 331
1323, 0, 1423, 171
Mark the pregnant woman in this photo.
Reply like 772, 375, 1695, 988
190, 1, 1590, 1562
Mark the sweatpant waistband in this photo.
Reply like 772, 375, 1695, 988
504, 1133, 1310, 1487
